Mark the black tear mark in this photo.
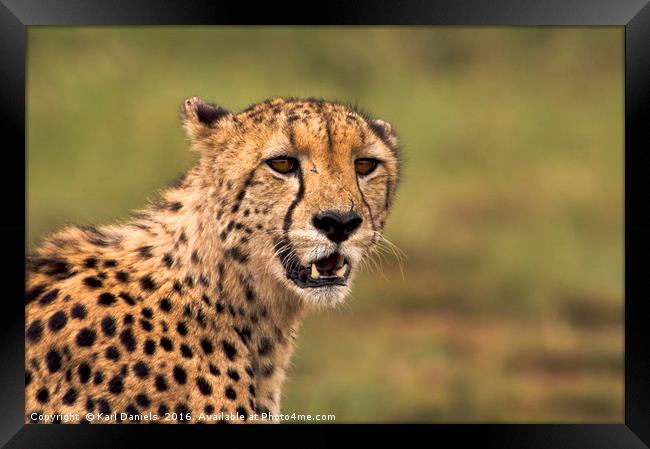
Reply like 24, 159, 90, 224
276, 155, 305, 273
355, 175, 377, 243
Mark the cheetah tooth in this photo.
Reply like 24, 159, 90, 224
311, 263, 320, 279
336, 254, 345, 268
335, 264, 347, 277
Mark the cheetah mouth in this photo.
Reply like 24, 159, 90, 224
286, 252, 350, 289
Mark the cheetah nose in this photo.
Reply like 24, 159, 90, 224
312, 211, 363, 243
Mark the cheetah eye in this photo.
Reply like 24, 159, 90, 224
267, 157, 299, 174
354, 158, 378, 176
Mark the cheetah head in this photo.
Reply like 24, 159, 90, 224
182, 97, 400, 305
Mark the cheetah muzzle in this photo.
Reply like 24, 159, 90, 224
25, 96, 400, 424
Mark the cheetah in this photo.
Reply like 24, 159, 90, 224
25, 96, 400, 424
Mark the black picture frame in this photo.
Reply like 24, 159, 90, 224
1, 0, 647, 447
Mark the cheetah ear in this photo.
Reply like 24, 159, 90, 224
180, 96, 232, 142
368, 118, 398, 149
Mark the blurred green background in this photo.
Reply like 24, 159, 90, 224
27, 27, 623, 422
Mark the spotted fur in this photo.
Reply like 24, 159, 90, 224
25, 97, 400, 424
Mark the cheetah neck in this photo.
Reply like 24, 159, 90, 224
122, 164, 306, 412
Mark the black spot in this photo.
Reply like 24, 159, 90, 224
94, 371, 104, 384
175, 403, 191, 420
118, 292, 136, 306
101, 316, 116, 336
123, 314, 134, 325
35, 258, 72, 278
144, 339, 156, 355
76, 328, 97, 347
71, 303, 87, 319
120, 328, 137, 352
236, 406, 248, 420
138, 245, 153, 258
48, 311, 67, 332
184, 276, 194, 288
158, 403, 169, 415
83, 257, 98, 268
216, 302, 225, 313
86, 397, 95, 412
25, 284, 46, 304
241, 281, 255, 302
227, 369, 240, 382
199, 275, 209, 287
258, 337, 273, 356
136, 393, 151, 407
159, 298, 172, 312
83, 276, 103, 289
78, 363, 91, 383
62, 388, 78, 405
125, 409, 140, 423
104, 259, 118, 267
173, 365, 187, 384
116, 271, 129, 282
98, 292, 116, 306
224, 385, 237, 400
176, 322, 188, 336
133, 361, 149, 379
39, 288, 60, 306
205, 404, 214, 414
235, 326, 252, 345
106, 346, 120, 360
200, 338, 213, 354
108, 376, 123, 395
98, 399, 111, 415
260, 364, 275, 377
209, 364, 221, 376
154, 374, 169, 391
196, 310, 207, 327
140, 319, 154, 332
25, 370, 32, 386
249, 384, 256, 397
36, 387, 49, 403
160, 337, 173, 351
225, 247, 249, 263
139, 275, 157, 291
45, 350, 62, 373
221, 340, 237, 361
196, 377, 212, 395
141, 307, 153, 319
162, 253, 173, 268
183, 304, 191, 317
180, 344, 193, 358
173, 280, 183, 293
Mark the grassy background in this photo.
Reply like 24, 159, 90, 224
27, 27, 623, 422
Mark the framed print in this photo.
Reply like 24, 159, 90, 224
1, 0, 648, 447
